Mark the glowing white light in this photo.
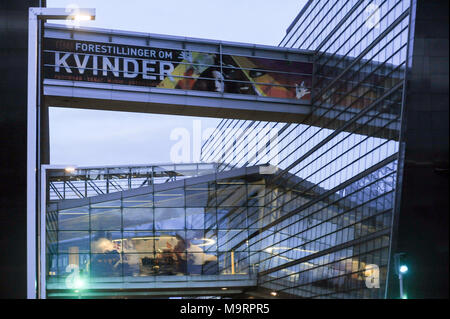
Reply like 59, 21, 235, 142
65, 167, 76, 173
73, 15, 92, 21
73, 277, 85, 289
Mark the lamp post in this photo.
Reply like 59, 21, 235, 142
398, 264, 408, 299
394, 252, 408, 299
27, 7, 95, 299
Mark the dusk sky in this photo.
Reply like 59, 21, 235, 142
46, 0, 307, 167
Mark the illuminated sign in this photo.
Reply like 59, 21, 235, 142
43, 38, 313, 100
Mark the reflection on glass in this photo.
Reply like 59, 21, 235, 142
90, 207, 121, 230
57, 231, 90, 253
154, 208, 185, 229
154, 188, 185, 207
123, 207, 153, 230
58, 206, 89, 230
186, 183, 213, 207
90, 253, 122, 278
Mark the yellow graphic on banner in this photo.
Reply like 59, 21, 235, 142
157, 59, 191, 89
231, 56, 293, 99
158, 52, 216, 89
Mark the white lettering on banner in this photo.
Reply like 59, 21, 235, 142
123, 58, 138, 78
73, 54, 90, 75
73, 42, 172, 59
52, 51, 177, 80
55, 52, 72, 73
159, 61, 174, 81
92, 55, 98, 75
102, 56, 119, 77
142, 60, 157, 80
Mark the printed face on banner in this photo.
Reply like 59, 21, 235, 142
43, 38, 313, 100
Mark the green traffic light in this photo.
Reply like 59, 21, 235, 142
399, 265, 408, 274
73, 277, 85, 289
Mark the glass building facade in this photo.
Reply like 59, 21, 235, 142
45, 165, 261, 297
43, 0, 441, 299
45, 160, 396, 298
200, 0, 411, 298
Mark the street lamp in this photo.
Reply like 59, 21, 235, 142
27, 7, 95, 299
399, 265, 408, 274
394, 252, 408, 299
